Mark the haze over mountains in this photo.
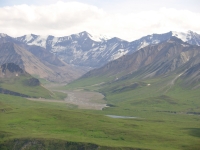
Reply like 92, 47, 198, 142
0, 30, 200, 83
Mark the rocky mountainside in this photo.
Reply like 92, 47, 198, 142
0, 42, 85, 82
0, 63, 25, 78
82, 37, 200, 87
0, 33, 66, 67
14, 30, 200, 68
0, 63, 40, 86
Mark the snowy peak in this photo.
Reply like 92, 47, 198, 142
15, 31, 111, 49
69, 31, 111, 42
129, 30, 200, 52
16, 34, 48, 48
70, 31, 89, 39
172, 31, 190, 42
88, 33, 112, 42
172, 30, 200, 46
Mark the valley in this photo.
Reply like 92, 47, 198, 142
0, 79, 200, 150
0, 31, 200, 150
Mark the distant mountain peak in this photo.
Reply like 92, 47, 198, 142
79, 31, 89, 35
74, 31, 111, 42
171, 30, 200, 46
187, 30, 194, 34
172, 31, 189, 42
0, 33, 8, 38
18, 34, 48, 48
88, 33, 112, 42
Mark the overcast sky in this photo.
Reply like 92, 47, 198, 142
0, 0, 200, 41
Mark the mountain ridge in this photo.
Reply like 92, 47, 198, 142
1, 30, 200, 83
13, 30, 200, 68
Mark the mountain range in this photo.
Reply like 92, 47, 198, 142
0, 30, 200, 83
14, 30, 200, 68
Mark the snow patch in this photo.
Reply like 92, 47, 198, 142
0, 33, 7, 38
26, 35, 48, 48
52, 37, 59, 46
152, 40, 160, 44
138, 41, 150, 49
110, 49, 128, 60
24, 34, 34, 42
181, 44, 189, 47
88, 33, 112, 42
172, 31, 192, 42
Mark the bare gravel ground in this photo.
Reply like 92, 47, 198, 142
61, 90, 107, 110
27, 84, 107, 110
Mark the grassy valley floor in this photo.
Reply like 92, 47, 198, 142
0, 88, 200, 150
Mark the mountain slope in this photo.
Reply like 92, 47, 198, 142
0, 63, 25, 78
79, 37, 200, 88
0, 63, 52, 98
0, 33, 66, 67
0, 42, 84, 82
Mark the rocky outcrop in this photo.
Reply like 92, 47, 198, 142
24, 78, 40, 86
0, 63, 25, 78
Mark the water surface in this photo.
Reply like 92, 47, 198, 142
106, 115, 137, 119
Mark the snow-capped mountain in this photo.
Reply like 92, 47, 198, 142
172, 30, 200, 46
82, 36, 200, 88
16, 34, 48, 48
13, 30, 200, 68
16, 31, 129, 67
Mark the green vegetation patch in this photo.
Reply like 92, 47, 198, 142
1, 71, 200, 150
0, 93, 200, 150
0, 75, 51, 98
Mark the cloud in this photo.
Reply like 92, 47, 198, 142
0, 1, 200, 41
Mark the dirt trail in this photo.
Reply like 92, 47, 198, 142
27, 84, 107, 110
